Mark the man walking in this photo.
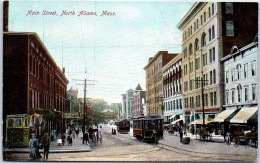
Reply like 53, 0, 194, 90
41, 132, 51, 160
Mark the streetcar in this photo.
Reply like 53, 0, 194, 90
133, 115, 163, 142
115, 119, 130, 133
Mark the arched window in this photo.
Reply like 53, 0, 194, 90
201, 32, 206, 47
237, 85, 242, 102
195, 38, 199, 52
189, 43, 193, 55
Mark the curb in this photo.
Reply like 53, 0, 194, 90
3, 148, 92, 154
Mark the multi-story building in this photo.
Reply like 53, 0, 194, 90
144, 51, 177, 118
177, 2, 258, 124
221, 41, 258, 112
3, 32, 69, 141
126, 89, 134, 119
133, 84, 146, 118
121, 94, 127, 119
162, 53, 183, 125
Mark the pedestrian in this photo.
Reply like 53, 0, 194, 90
41, 132, 51, 160
83, 132, 89, 145
57, 134, 62, 146
29, 133, 42, 160
76, 129, 79, 139
72, 130, 76, 139
179, 127, 183, 143
61, 134, 66, 146
112, 128, 114, 134
67, 135, 73, 146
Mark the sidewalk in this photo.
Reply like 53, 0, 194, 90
166, 131, 225, 143
4, 133, 92, 153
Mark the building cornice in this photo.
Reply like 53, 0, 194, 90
176, 2, 206, 30
220, 42, 258, 62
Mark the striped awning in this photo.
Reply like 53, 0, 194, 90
213, 109, 237, 123
190, 118, 213, 125
230, 107, 258, 123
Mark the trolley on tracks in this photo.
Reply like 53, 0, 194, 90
115, 119, 130, 133
133, 115, 163, 143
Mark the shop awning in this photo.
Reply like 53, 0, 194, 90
171, 118, 183, 125
213, 109, 237, 122
230, 107, 258, 123
190, 118, 213, 125
169, 113, 181, 120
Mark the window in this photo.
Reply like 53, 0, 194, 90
189, 80, 193, 90
209, 28, 212, 41
245, 87, 248, 102
201, 33, 206, 47
205, 94, 208, 106
16, 118, 22, 127
24, 117, 29, 127
225, 3, 233, 14
226, 21, 234, 36
237, 85, 242, 102
209, 49, 212, 63
231, 89, 235, 103
212, 25, 215, 39
210, 92, 213, 106
231, 69, 234, 81
183, 48, 187, 59
212, 3, 214, 15
226, 90, 229, 104
237, 64, 241, 80
176, 100, 179, 109
208, 7, 211, 18
213, 69, 216, 84
195, 38, 199, 51
225, 71, 229, 83
189, 44, 193, 55
213, 92, 217, 106
197, 19, 199, 29
244, 63, 248, 78
252, 85, 257, 101
194, 22, 196, 31
189, 62, 192, 72
191, 26, 192, 35
212, 47, 215, 61
8, 118, 15, 127
206, 73, 208, 86
180, 99, 182, 109
210, 71, 213, 85
251, 60, 256, 76
204, 12, 206, 22
201, 15, 203, 25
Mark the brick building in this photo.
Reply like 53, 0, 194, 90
3, 32, 69, 140
144, 51, 177, 117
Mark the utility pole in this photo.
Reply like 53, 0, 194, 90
73, 79, 97, 144
194, 70, 208, 138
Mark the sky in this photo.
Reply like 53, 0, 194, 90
8, 1, 194, 103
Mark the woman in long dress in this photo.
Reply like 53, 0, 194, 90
29, 134, 42, 159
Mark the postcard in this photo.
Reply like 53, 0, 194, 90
2, 1, 258, 162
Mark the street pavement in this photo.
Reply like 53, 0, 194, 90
3, 124, 258, 162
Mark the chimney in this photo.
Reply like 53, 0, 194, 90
62, 67, 65, 74
3, 0, 9, 32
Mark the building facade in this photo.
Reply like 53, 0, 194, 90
3, 32, 69, 141
121, 94, 127, 119
126, 89, 134, 119
144, 51, 177, 118
133, 84, 146, 118
221, 41, 258, 110
177, 2, 258, 124
162, 53, 183, 125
